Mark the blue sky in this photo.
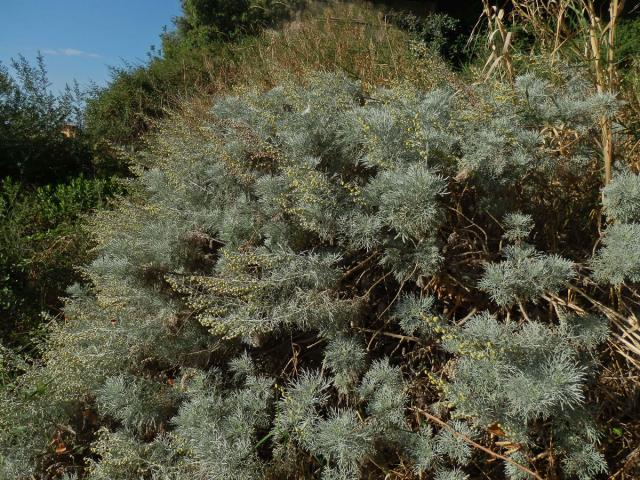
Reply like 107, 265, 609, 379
0, 0, 182, 93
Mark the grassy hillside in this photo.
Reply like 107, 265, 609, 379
85, 1, 458, 148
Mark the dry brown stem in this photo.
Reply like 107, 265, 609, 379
414, 408, 544, 480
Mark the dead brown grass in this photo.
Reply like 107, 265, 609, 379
175, 1, 456, 100
223, 1, 454, 91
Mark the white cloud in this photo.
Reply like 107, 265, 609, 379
60, 48, 83, 56
42, 48, 101, 58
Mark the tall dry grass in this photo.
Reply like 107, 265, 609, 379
476, 0, 634, 185
177, 1, 456, 99
222, 1, 454, 91
162, 1, 459, 142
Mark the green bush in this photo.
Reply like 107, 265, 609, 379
173, 0, 306, 47
0, 71, 622, 479
386, 11, 470, 67
0, 176, 120, 349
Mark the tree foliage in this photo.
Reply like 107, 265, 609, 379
174, 0, 306, 47
0, 54, 96, 184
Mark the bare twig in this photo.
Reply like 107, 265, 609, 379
342, 250, 379, 279
355, 326, 422, 344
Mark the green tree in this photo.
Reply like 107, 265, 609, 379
0, 54, 95, 184
174, 0, 305, 47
